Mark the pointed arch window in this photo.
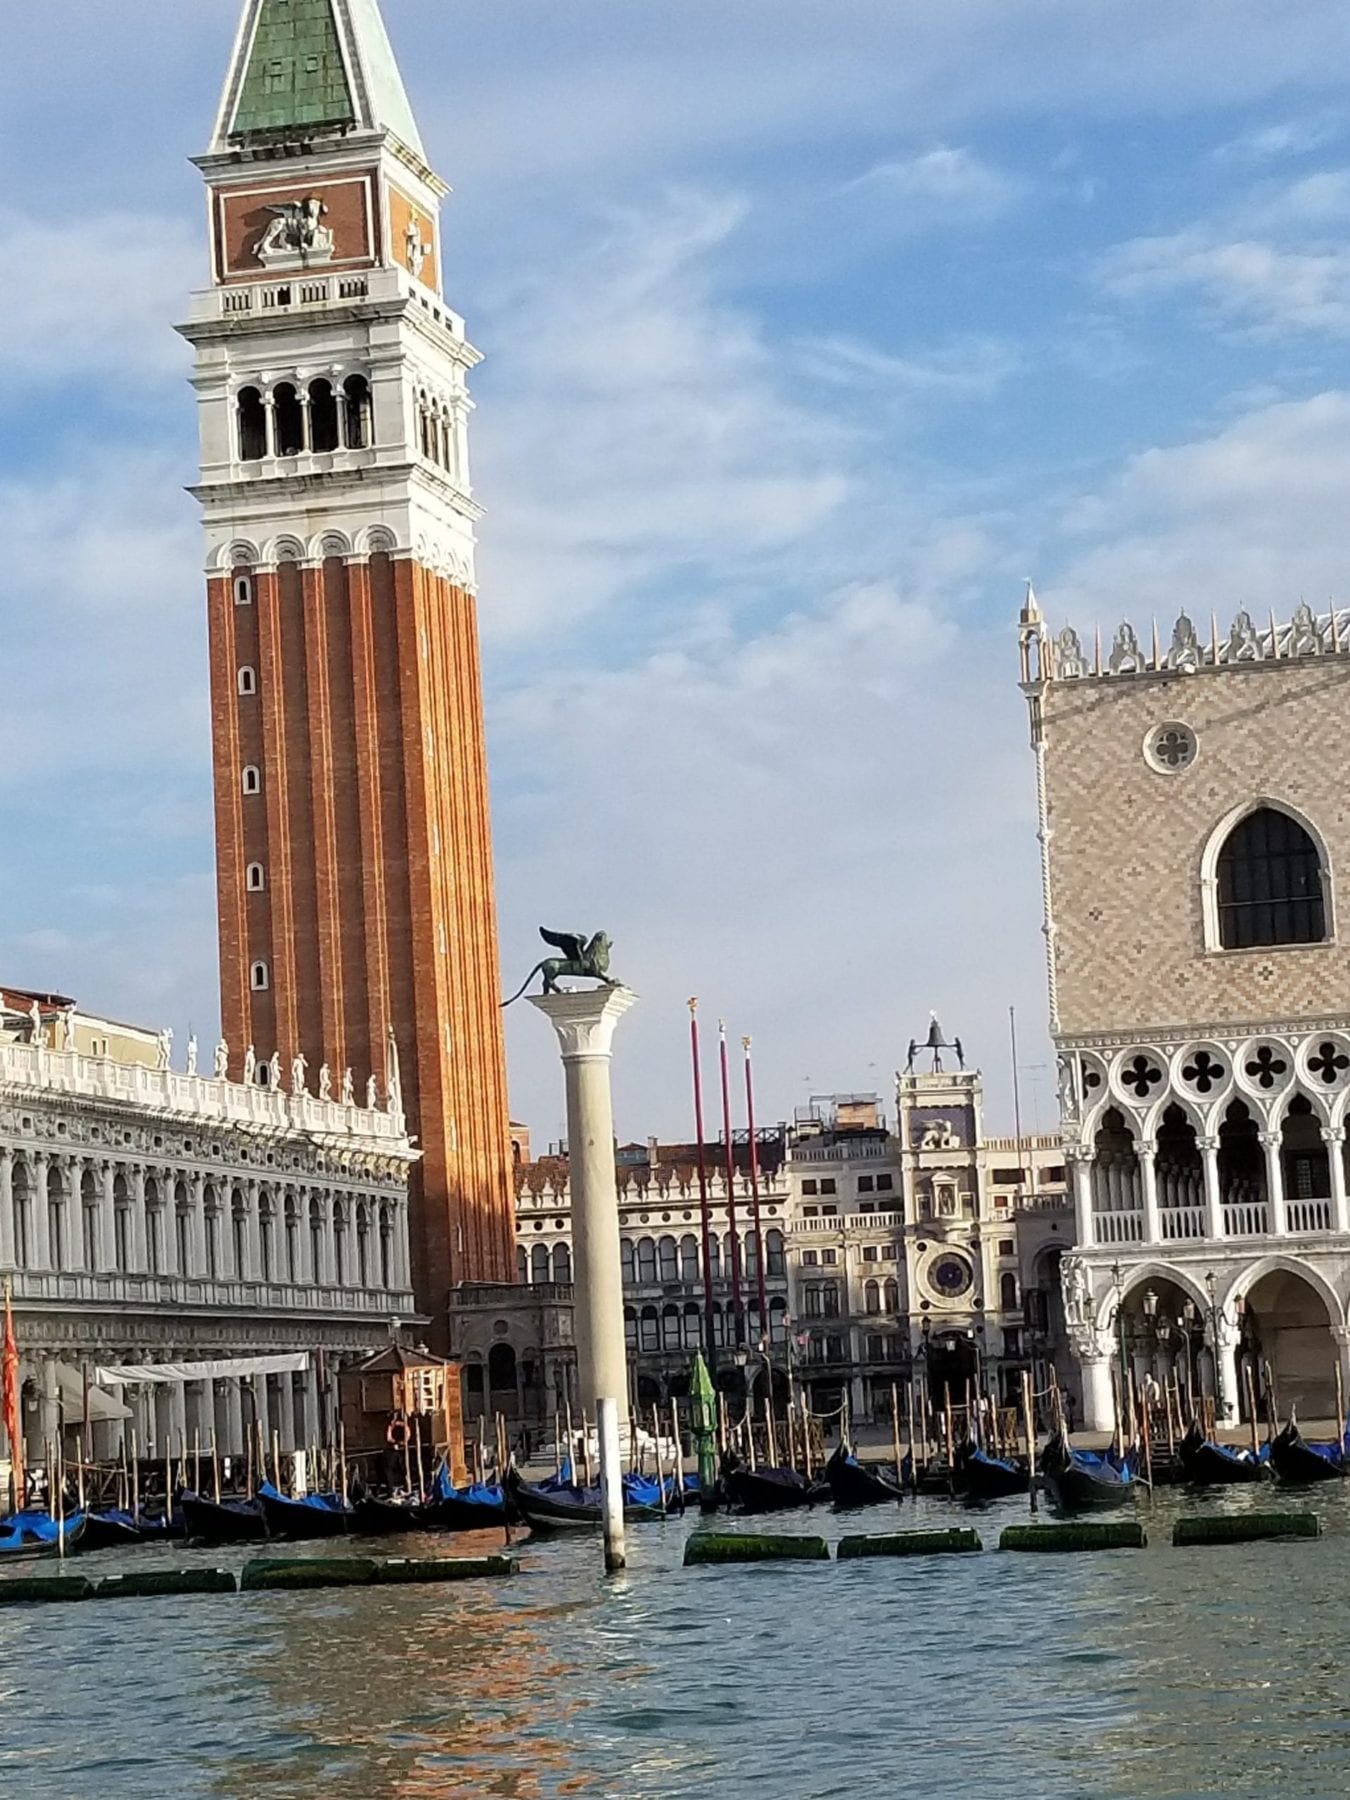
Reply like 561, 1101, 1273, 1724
1216, 806, 1327, 949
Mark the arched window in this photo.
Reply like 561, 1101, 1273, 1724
488, 1342, 517, 1395
242, 765, 261, 795
865, 1278, 881, 1314
285, 1196, 299, 1282
246, 863, 265, 892
636, 1237, 657, 1283
175, 1180, 191, 1274
621, 1238, 635, 1283
250, 961, 269, 991
1000, 1270, 1019, 1312
530, 1242, 550, 1284
377, 1204, 392, 1287
47, 1165, 65, 1270
237, 666, 257, 696
624, 1305, 638, 1351
769, 1296, 788, 1342
639, 1305, 659, 1352
273, 382, 305, 456
113, 1172, 132, 1272
765, 1228, 785, 1277
333, 1202, 348, 1285
679, 1233, 699, 1281
81, 1167, 98, 1269
516, 1244, 528, 1284
13, 1160, 32, 1269
262, 1192, 279, 1282
354, 1202, 369, 1287
657, 1235, 678, 1282
232, 1189, 248, 1277
309, 1197, 325, 1281
203, 1186, 220, 1279
233, 574, 254, 607
551, 1241, 572, 1284
343, 374, 372, 449
237, 386, 267, 461
308, 378, 340, 453
883, 1278, 900, 1313
662, 1303, 681, 1349
707, 1234, 722, 1280
682, 1301, 701, 1348
1216, 806, 1327, 949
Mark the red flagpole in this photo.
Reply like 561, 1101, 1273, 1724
689, 1001, 717, 1363
743, 1036, 769, 1330
719, 1023, 745, 1345
2, 1281, 23, 1514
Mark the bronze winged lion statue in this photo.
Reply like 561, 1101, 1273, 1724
502, 927, 616, 1005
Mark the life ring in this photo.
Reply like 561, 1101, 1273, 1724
387, 1416, 410, 1449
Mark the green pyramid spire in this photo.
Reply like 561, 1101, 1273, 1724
231, 0, 357, 138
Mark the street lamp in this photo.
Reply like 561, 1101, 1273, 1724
1181, 1297, 1198, 1411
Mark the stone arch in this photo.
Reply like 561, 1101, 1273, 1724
309, 528, 352, 561
267, 533, 306, 566
1142, 1088, 1208, 1140
1226, 1252, 1345, 1326
1200, 796, 1334, 951
1093, 1258, 1212, 1333
1237, 1257, 1342, 1420
358, 525, 398, 557
222, 539, 260, 570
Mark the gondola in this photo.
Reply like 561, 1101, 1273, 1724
352, 1495, 428, 1537
504, 1467, 664, 1530
955, 1439, 1030, 1501
424, 1484, 513, 1532
180, 1490, 267, 1544
823, 1444, 905, 1508
0, 1510, 86, 1557
1269, 1419, 1346, 1483
1178, 1420, 1271, 1486
720, 1452, 827, 1515
78, 1508, 145, 1552
257, 1481, 353, 1540
1040, 1432, 1137, 1512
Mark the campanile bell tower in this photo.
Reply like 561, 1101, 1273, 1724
180, 0, 516, 1326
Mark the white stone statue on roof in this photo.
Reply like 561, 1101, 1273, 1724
214, 1039, 230, 1080
243, 1043, 257, 1084
292, 1052, 308, 1096
186, 1034, 198, 1077
319, 1063, 332, 1102
341, 1068, 355, 1108
156, 1027, 173, 1071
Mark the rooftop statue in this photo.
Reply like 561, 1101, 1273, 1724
503, 927, 617, 1005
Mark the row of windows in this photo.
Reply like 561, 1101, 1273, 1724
624, 1297, 790, 1353
237, 376, 373, 461
800, 1175, 896, 1198
417, 396, 460, 475
620, 1230, 786, 1284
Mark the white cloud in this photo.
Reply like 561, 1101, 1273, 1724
1213, 115, 1342, 164
845, 147, 1024, 223
805, 333, 1021, 399
1053, 391, 1350, 627
0, 209, 196, 383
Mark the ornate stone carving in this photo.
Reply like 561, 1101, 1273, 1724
1108, 621, 1143, 675
1055, 625, 1087, 679
256, 197, 335, 268
1290, 601, 1324, 656
1227, 608, 1262, 661
1167, 611, 1200, 672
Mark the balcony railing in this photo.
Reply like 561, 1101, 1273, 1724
793, 1212, 903, 1234
1159, 1206, 1206, 1242
1287, 1198, 1333, 1234
1093, 1195, 1336, 1245
1093, 1211, 1144, 1245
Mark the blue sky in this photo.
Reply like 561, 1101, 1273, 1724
5, 1, 1350, 1149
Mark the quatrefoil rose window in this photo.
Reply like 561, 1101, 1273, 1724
1181, 1049, 1226, 1094
1121, 1054, 1164, 1098
1244, 1044, 1288, 1090
1309, 1040, 1350, 1086
1144, 721, 1198, 774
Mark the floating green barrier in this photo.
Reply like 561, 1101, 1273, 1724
838, 1529, 982, 1559
1174, 1512, 1320, 1546
93, 1568, 238, 1599
240, 1557, 380, 1591
372, 1555, 515, 1585
0, 1575, 93, 1604
1000, 1521, 1146, 1553
684, 1533, 830, 1565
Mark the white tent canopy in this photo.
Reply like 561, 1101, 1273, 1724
56, 1366, 131, 1423
92, 1353, 311, 1387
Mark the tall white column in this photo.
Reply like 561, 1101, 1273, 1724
1139, 1139, 1162, 1245
1200, 1137, 1224, 1240
99, 1162, 117, 1271
529, 986, 638, 1422
29, 1154, 50, 1270
130, 1168, 148, 1274
0, 1149, 13, 1270
1324, 1129, 1349, 1234
1079, 1349, 1115, 1433
1260, 1132, 1288, 1235
190, 1173, 208, 1274
1070, 1152, 1093, 1247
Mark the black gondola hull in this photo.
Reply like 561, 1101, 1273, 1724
1178, 1423, 1270, 1486
181, 1492, 267, 1544
823, 1447, 905, 1508
258, 1490, 352, 1540
957, 1445, 1030, 1500
1040, 1435, 1136, 1512
1270, 1423, 1345, 1483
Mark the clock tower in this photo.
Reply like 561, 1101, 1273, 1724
180, 0, 516, 1327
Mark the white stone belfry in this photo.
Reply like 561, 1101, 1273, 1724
529, 987, 637, 1419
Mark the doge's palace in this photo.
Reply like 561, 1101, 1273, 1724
1020, 590, 1350, 1430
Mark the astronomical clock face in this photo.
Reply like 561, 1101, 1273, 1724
926, 1251, 974, 1301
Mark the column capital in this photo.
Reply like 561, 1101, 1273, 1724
1323, 1126, 1347, 1145
1199, 1135, 1220, 1153
1258, 1130, 1282, 1149
529, 985, 639, 1060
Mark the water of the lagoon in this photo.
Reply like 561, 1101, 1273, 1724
3, 1484, 1350, 1799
